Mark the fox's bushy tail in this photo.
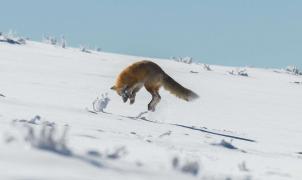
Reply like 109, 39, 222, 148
162, 73, 199, 101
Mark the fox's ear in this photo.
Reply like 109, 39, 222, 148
110, 85, 116, 90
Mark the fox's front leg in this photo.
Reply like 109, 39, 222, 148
121, 86, 130, 103
121, 88, 136, 104
128, 84, 143, 105
129, 92, 136, 104
119, 87, 137, 104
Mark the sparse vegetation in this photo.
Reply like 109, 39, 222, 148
212, 139, 246, 153
285, 65, 302, 75
228, 69, 248, 77
96, 47, 102, 52
80, 45, 91, 53
0, 30, 26, 45
238, 161, 249, 172
43, 35, 57, 45
190, 70, 199, 74
201, 63, 212, 71
11, 116, 71, 156
105, 146, 127, 159
61, 35, 66, 48
212, 139, 238, 150
172, 156, 200, 176
43, 35, 67, 48
171, 56, 193, 64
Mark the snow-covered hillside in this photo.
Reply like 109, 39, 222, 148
0, 40, 302, 180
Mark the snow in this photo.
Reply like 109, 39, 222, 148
0, 40, 302, 180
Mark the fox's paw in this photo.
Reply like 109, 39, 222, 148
148, 104, 155, 112
130, 98, 135, 105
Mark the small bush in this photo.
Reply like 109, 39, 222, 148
80, 45, 91, 53
43, 35, 67, 48
172, 156, 200, 176
201, 64, 212, 71
60, 36, 66, 48
228, 69, 248, 77
0, 31, 26, 45
212, 139, 246, 153
171, 56, 193, 64
181, 161, 199, 175
285, 65, 302, 75
43, 35, 57, 45
105, 146, 127, 159
17, 38, 26, 44
11, 116, 71, 156
238, 161, 249, 172
212, 139, 238, 150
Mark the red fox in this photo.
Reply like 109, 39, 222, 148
111, 60, 198, 111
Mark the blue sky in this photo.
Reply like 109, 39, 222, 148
1, 0, 302, 68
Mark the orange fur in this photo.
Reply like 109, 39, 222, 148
111, 60, 198, 111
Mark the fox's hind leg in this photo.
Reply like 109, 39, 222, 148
145, 85, 161, 112
152, 91, 161, 111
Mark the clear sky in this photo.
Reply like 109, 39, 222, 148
1, 0, 302, 68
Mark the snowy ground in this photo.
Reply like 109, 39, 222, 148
0, 40, 302, 180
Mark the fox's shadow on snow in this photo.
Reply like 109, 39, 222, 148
170, 124, 256, 143
102, 110, 257, 143
121, 111, 155, 123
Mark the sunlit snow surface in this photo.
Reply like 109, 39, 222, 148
0, 41, 302, 180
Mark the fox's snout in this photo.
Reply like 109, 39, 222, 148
111, 85, 130, 103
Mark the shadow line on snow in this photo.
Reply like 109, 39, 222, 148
94, 110, 257, 143
170, 123, 256, 143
